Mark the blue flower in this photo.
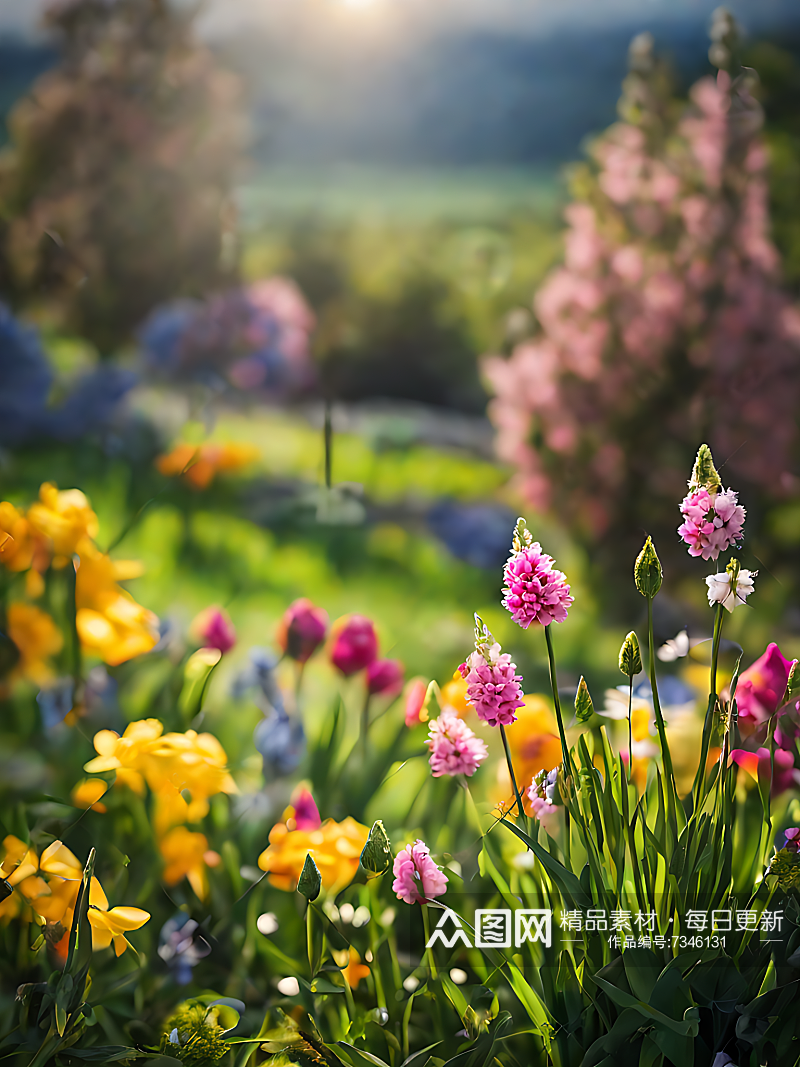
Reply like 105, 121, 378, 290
253, 709, 305, 778
36, 678, 74, 730
158, 914, 211, 985
0, 303, 53, 446
427, 500, 518, 570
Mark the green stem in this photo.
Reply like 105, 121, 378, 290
709, 603, 724, 702
627, 673, 634, 784
692, 603, 725, 813
544, 625, 573, 779
646, 597, 675, 790
499, 724, 525, 825
360, 691, 372, 761
324, 401, 333, 489
421, 904, 438, 980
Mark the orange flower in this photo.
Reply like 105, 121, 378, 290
503, 695, 562, 786
6, 602, 63, 684
159, 826, 220, 900
156, 442, 259, 490
71, 779, 109, 813
334, 947, 370, 990
27, 483, 99, 564
87, 878, 150, 956
258, 816, 369, 895
75, 542, 158, 666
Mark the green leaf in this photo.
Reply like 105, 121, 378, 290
399, 1042, 442, 1067
634, 537, 662, 598
574, 677, 594, 724
61, 1046, 135, 1061
360, 821, 392, 875
498, 817, 589, 907
178, 647, 222, 723
298, 853, 322, 902
335, 1042, 391, 1067
619, 632, 643, 678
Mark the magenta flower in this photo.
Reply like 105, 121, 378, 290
784, 827, 800, 853
329, 615, 378, 676
426, 707, 488, 778
736, 642, 794, 736
730, 747, 799, 796
459, 645, 525, 727
391, 839, 448, 905
678, 486, 745, 561
277, 598, 329, 663
192, 606, 236, 654
366, 658, 405, 697
290, 787, 321, 831
502, 528, 573, 629
404, 678, 429, 726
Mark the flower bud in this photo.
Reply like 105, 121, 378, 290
574, 677, 594, 724
618, 631, 642, 677
688, 443, 722, 493
191, 606, 236, 654
366, 658, 404, 696
329, 615, 378, 676
297, 852, 322, 901
360, 821, 393, 875
277, 598, 329, 664
634, 537, 662, 598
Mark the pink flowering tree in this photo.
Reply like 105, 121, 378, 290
483, 18, 800, 547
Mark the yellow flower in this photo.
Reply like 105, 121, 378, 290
156, 442, 259, 490
71, 779, 108, 813
6, 602, 63, 684
159, 826, 220, 900
84, 720, 237, 829
0, 501, 48, 573
258, 816, 369, 895
39, 841, 83, 880
503, 695, 562, 785
87, 878, 150, 956
333, 947, 371, 990
27, 483, 99, 564
0, 835, 39, 887
75, 542, 158, 666
440, 670, 470, 717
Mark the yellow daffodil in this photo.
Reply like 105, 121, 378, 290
156, 442, 260, 490
71, 779, 109, 813
84, 718, 164, 797
87, 878, 150, 956
258, 816, 369, 895
39, 841, 83, 880
0, 838, 83, 925
75, 542, 158, 666
159, 827, 221, 900
0, 835, 39, 887
6, 602, 63, 684
27, 483, 99, 565
333, 947, 371, 990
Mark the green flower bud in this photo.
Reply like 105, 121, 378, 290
297, 853, 322, 902
618, 631, 642, 678
574, 677, 594, 724
785, 660, 799, 704
360, 820, 392, 875
634, 537, 662, 598
511, 517, 534, 553
688, 443, 722, 493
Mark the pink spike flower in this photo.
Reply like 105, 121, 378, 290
459, 619, 525, 728
678, 486, 745, 561
426, 707, 488, 778
502, 521, 573, 629
392, 839, 448, 905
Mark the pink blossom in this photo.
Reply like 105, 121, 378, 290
192, 606, 236, 654
526, 768, 560, 831
329, 615, 378, 676
459, 645, 525, 728
502, 543, 573, 629
784, 827, 800, 852
736, 642, 794, 735
366, 658, 404, 697
678, 487, 745, 560
730, 747, 799, 796
426, 707, 488, 778
277, 598, 329, 663
404, 678, 429, 726
290, 787, 321, 831
391, 839, 448, 905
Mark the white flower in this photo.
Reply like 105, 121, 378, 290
705, 568, 756, 612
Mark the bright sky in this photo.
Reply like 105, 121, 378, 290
1, 0, 797, 41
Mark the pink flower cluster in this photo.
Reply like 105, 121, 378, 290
526, 768, 560, 830
678, 487, 745, 560
459, 646, 525, 728
392, 839, 448, 904
426, 707, 488, 778
502, 543, 573, 628
482, 40, 800, 537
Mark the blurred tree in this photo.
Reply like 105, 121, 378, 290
484, 14, 800, 565
0, 0, 244, 354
